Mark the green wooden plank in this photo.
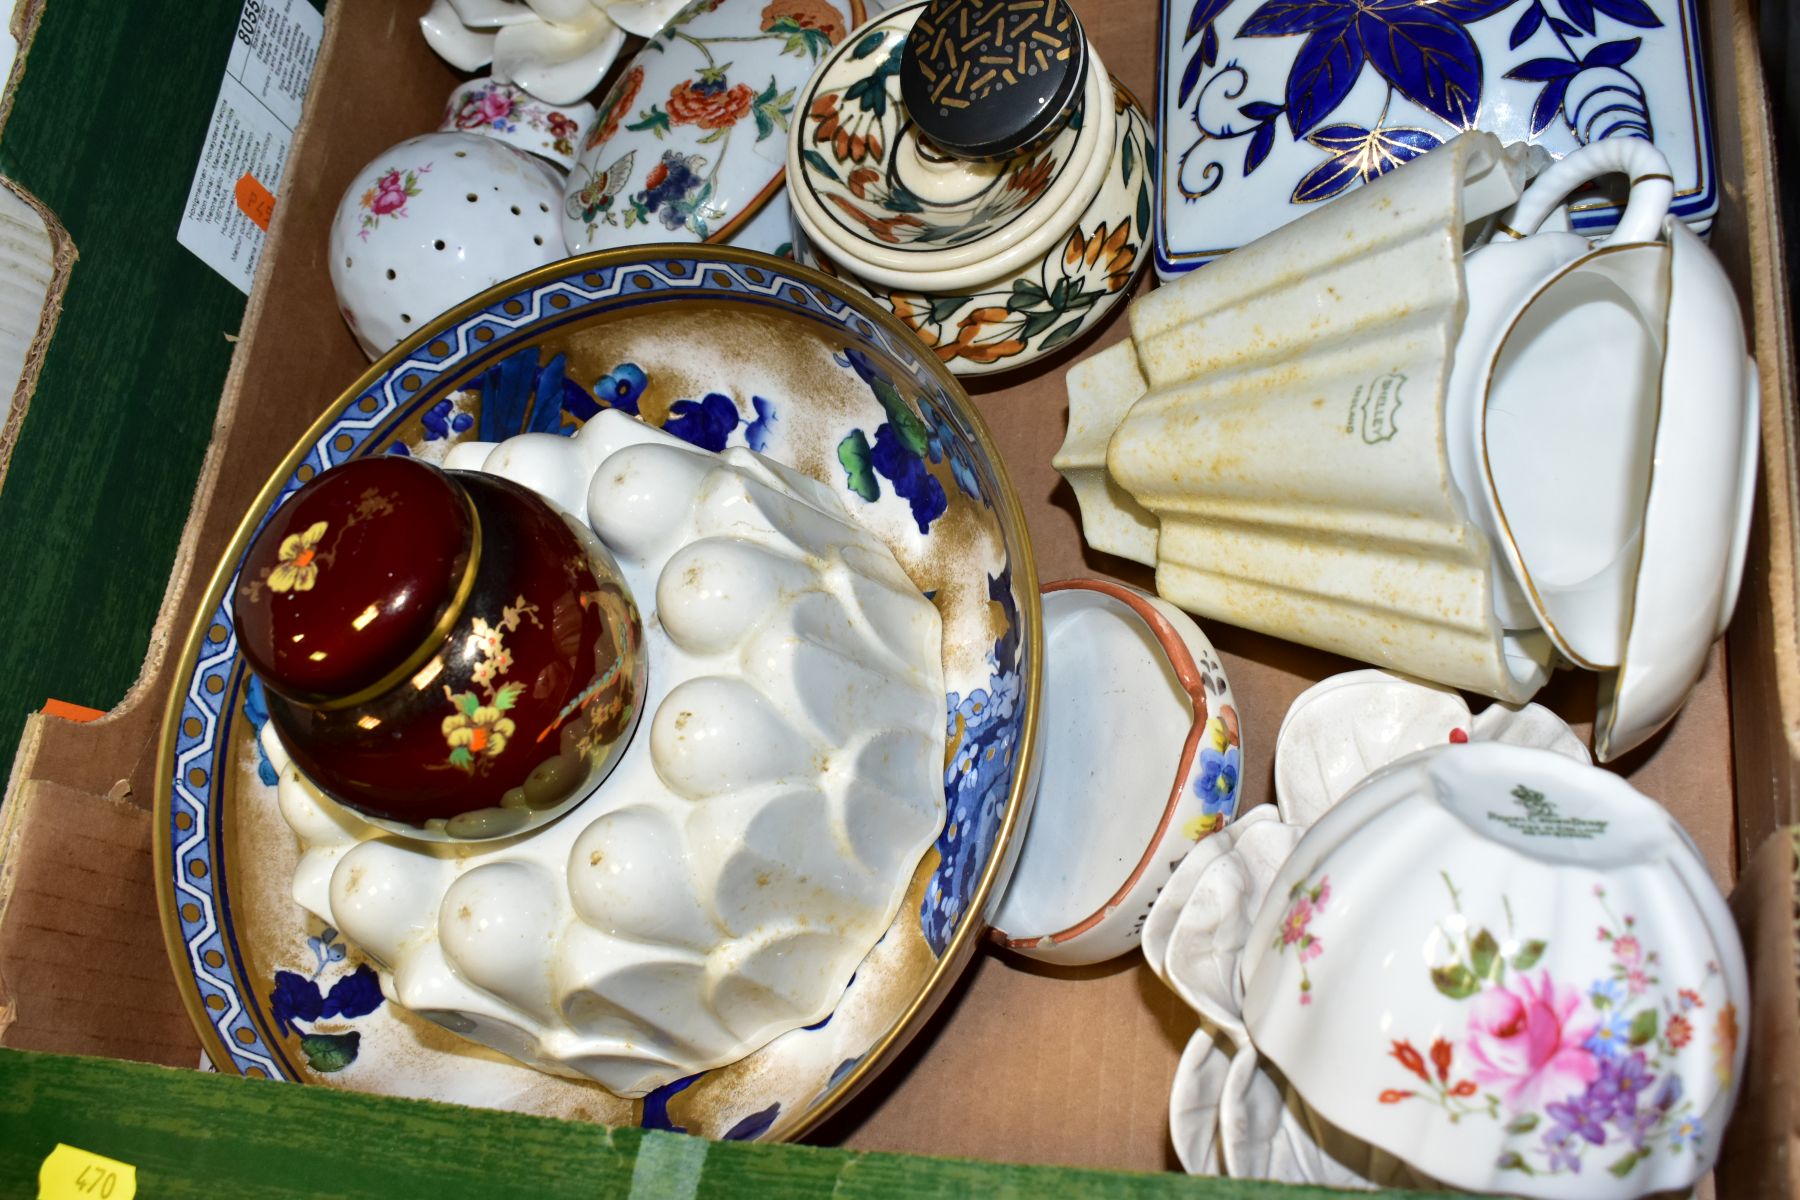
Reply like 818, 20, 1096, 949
0, 1049, 1446, 1198
0, 2, 320, 784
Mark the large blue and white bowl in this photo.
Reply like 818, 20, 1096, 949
154, 248, 1042, 1141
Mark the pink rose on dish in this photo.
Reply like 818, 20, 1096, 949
370, 171, 409, 215
1464, 971, 1598, 1111
1613, 935, 1642, 966
478, 88, 514, 124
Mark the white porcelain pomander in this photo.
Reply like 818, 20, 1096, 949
329, 132, 566, 360
273, 412, 948, 1097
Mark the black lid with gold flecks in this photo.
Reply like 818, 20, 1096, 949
899, 0, 1087, 161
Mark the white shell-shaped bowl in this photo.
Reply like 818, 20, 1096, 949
1241, 742, 1748, 1200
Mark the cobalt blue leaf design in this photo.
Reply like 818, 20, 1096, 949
1201, 22, 1219, 66
1509, 1, 1544, 47
1240, 0, 1354, 38
1356, 8, 1483, 128
1293, 153, 1361, 203
640, 1074, 701, 1133
1285, 25, 1363, 136
1293, 125, 1440, 202
1179, 47, 1207, 107
1583, 36, 1642, 66
662, 392, 741, 452
243, 676, 278, 787
1240, 99, 1285, 120
1383, 126, 1446, 157
1527, 75, 1574, 135
1296, 164, 1355, 205
561, 387, 601, 424
745, 396, 777, 453
1588, 0, 1661, 27
1245, 120, 1278, 173
870, 422, 948, 534
1188, 0, 1236, 40
270, 971, 323, 1037
594, 362, 647, 415
475, 348, 582, 441
1558, 0, 1596, 33
321, 964, 384, 1020
1506, 54, 1584, 79
1308, 122, 1370, 150
1548, 15, 1581, 34
532, 353, 584, 437
722, 1104, 781, 1141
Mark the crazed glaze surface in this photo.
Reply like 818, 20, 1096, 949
277, 414, 946, 1096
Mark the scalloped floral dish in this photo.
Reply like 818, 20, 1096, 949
155, 248, 1041, 1142
1154, 0, 1716, 277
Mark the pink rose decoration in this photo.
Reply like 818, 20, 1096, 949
478, 88, 513, 124
1464, 971, 1598, 1111
371, 172, 408, 216
1613, 934, 1642, 965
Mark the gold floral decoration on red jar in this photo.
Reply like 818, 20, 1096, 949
268, 522, 329, 594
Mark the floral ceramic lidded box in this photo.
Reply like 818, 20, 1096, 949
563, 0, 862, 253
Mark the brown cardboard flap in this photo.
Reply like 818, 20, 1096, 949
1720, 828, 1800, 1198
1710, 0, 1800, 862
0, 778, 195, 1065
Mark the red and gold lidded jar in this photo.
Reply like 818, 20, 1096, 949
235, 455, 645, 841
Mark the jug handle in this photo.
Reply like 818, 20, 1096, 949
1491, 139, 1673, 246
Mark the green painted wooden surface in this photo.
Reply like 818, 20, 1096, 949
0, 1, 297, 782
0, 1049, 1445, 1198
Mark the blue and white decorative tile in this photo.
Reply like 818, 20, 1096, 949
1154, 0, 1715, 276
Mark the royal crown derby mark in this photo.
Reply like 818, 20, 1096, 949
1346, 371, 1405, 443
1487, 784, 1612, 841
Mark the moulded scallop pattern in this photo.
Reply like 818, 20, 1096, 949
1055, 133, 1550, 702
277, 425, 947, 1096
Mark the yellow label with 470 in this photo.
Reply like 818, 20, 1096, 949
38, 1144, 137, 1200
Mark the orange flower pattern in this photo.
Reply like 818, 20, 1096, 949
586, 65, 644, 151
667, 77, 756, 130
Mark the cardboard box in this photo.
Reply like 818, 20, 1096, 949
1, 0, 1793, 1192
